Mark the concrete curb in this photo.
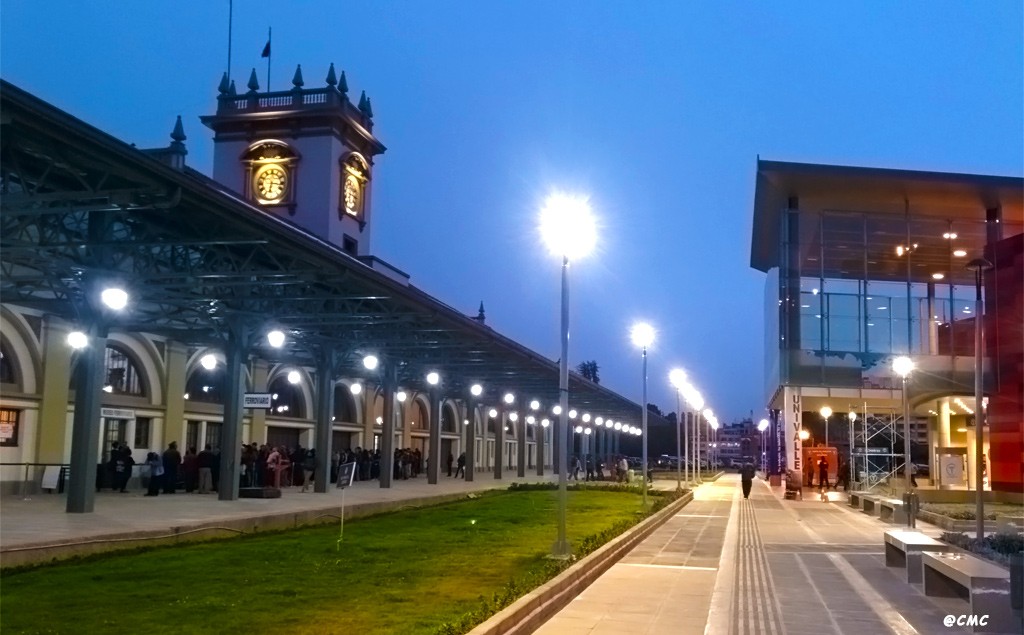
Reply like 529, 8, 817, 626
0, 490, 478, 568
467, 490, 694, 635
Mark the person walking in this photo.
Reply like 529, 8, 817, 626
454, 452, 466, 478
818, 456, 830, 491
910, 462, 918, 488
741, 462, 756, 499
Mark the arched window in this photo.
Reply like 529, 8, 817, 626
103, 345, 146, 396
267, 375, 305, 419
411, 400, 429, 431
0, 341, 17, 386
333, 384, 357, 423
185, 365, 226, 404
442, 404, 457, 433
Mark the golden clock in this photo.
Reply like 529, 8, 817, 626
254, 164, 287, 203
344, 174, 361, 216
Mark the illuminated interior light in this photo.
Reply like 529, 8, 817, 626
953, 249, 967, 257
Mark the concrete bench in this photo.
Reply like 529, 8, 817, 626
878, 498, 907, 524
848, 491, 868, 509
921, 551, 1018, 633
860, 495, 881, 516
883, 529, 952, 583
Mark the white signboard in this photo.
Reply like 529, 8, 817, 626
101, 408, 135, 420
243, 393, 272, 409
940, 455, 964, 485
783, 387, 802, 472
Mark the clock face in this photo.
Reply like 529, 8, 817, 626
343, 174, 361, 216
254, 164, 288, 203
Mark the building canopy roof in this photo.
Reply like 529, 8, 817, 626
0, 80, 657, 423
750, 159, 1023, 273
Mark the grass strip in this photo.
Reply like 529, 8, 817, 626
2, 487, 676, 635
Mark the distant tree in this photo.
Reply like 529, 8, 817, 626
647, 403, 663, 416
577, 360, 600, 384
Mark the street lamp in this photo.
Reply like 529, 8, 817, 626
893, 355, 915, 528
539, 192, 596, 559
758, 418, 769, 472
669, 369, 686, 491
709, 418, 719, 471
966, 257, 992, 540
819, 406, 832, 447
631, 322, 655, 507
847, 411, 857, 490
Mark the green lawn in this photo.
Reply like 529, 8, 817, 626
920, 501, 1024, 521
1, 489, 652, 635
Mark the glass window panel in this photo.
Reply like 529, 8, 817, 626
133, 417, 151, 448
821, 212, 864, 280
865, 215, 908, 284
907, 216, 951, 285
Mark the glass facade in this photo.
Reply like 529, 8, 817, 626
770, 207, 1022, 394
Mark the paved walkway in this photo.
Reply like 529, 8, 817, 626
537, 474, 1016, 635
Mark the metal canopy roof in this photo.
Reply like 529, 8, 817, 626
0, 80, 658, 424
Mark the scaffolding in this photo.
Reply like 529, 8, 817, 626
851, 408, 906, 492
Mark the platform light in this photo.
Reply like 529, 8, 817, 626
582, 413, 591, 423
568, 409, 577, 419
349, 382, 363, 395
552, 404, 562, 415
287, 370, 301, 384
541, 418, 550, 428
397, 390, 407, 403
200, 354, 217, 370
488, 408, 498, 418
100, 287, 128, 310
574, 425, 583, 434
530, 399, 540, 411
470, 384, 483, 397
526, 415, 536, 425
509, 412, 519, 422
503, 392, 515, 405
426, 371, 440, 386
67, 331, 88, 349
267, 330, 286, 348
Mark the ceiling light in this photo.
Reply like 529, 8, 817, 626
100, 287, 128, 310
287, 370, 301, 384
932, 273, 945, 280
349, 382, 362, 395
200, 354, 217, 370
953, 249, 967, 257
267, 330, 285, 348
67, 331, 88, 349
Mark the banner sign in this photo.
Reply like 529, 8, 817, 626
783, 387, 801, 472
243, 393, 272, 409
336, 461, 356, 489
101, 408, 135, 420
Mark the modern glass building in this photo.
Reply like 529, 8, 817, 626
750, 160, 1022, 494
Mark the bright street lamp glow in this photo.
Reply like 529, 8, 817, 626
363, 354, 379, 371
100, 287, 128, 310
539, 193, 596, 260
669, 368, 687, 389
287, 370, 301, 384
541, 418, 550, 428
488, 408, 498, 418
848, 411, 858, 422
426, 371, 440, 386
200, 354, 217, 370
614, 422, 622, 430
349, 382, 362, 395
568, 409, 577, 419
67, 331, 88, 349
581, 413, 591, 423
605, 420, 613, 428
267, 330, 285, 348
470, 384, 483, 397
892, 356, 914, 378
397, 390, 407, 402
584, 427, 592, 435
630, 322, 655, 348
509, 412, 519, 422
529, 399, 540, 411
503, 392, 515, 404
710, 420, 719, 430
574, 425, 583, 434
702, 408, 713, 419
526, 415, 536, 424
758, 418, 769, 432
552, 405, 562, 415
820, 406, 833, 419
594, 416, 604, 425
799, 429, 810, 441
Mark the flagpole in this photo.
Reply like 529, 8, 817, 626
227, 0, 233, 77
266, 27, 272, 92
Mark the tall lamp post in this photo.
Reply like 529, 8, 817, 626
893, 355, 916, 528
631, 322, 655, 507
966, 257, 992, 541
539, 193, 596, 559
669, 369, 687, 491
758, 419, 769, 473
709, 418, 719, 471
819, 406, 832, 448
847, 411, 857, 490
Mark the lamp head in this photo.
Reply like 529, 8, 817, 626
669, 368, 686, 389
630, 322, 655, 349
892, 356, 915, 378
820, 406, 832, 419
362, 354, 379, 370
539, 193, 596, 260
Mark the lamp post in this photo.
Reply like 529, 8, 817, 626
540, 193, 596, 559
669, 369, 686, 491
631, 322, 655, 507
758, 419, 769, 473
710, 418, 719, 471
819, 406, 832, 448
847, 411, 857, 490
966, 257, 992, 541
893, 355, 915, 528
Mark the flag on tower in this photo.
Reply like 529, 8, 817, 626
261, 40, 271, 58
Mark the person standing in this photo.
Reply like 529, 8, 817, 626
818, 456, 830, 491
910, 462, 918, 488
162, 442, 181, 494
454, 452, 466, 478
197, 444, 215, 494
182, 446, 199, 493
145, 452, 163, 496
741, 462, 756, 499
446, 452, 454, 477
301, 449, 316, 492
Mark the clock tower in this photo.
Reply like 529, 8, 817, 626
202, 63, 386, 257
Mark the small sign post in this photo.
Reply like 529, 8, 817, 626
336, 461, 356, 549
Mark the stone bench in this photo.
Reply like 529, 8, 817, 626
860, 495, 881, 516
921, 551, 1019, 633
848, 491, 868, 509
883, 529, 951, 583
878, 498, 907, 524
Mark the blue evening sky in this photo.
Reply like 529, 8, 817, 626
2, 2, 1021, 423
